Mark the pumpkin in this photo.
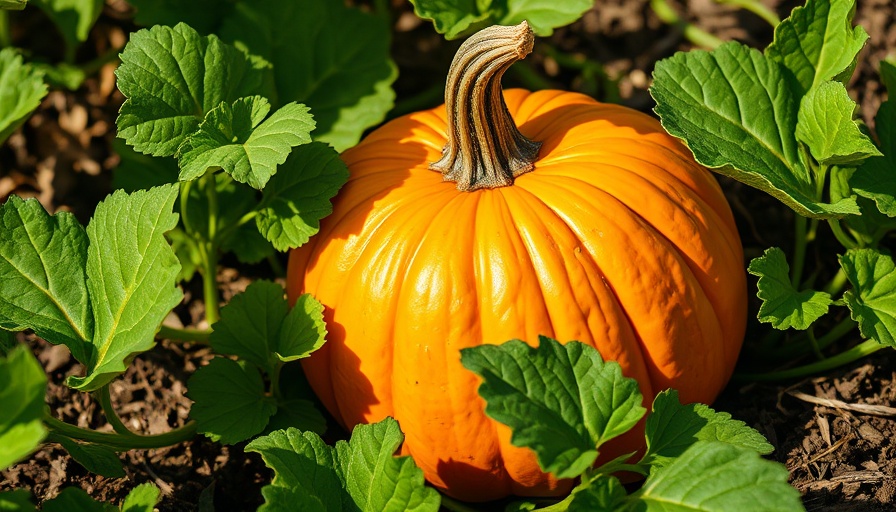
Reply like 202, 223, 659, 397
286, 22, 747, 502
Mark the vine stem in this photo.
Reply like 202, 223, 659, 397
715, 0, 780, 27
735, 338, 882, 382
157, 324, 212, 343
790, 214, 808, 288
650, 0, 725, 49
97, 385, 138, 437
44, 415, 198, 450
200, 174, 221, 325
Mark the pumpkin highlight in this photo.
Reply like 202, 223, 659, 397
287, 22, 747, 502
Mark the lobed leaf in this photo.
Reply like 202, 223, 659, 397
177, 97, 314, 189
460, 336, 645, 479
410, 0, 593, 39
642, 390, 773, 470
568, 475, 628, 511
275, 294, 327, 363
747, 247, 832, 330
116, 23, 272, 157
120, 483, 161, 512
839, 248, 896, 347
219, 0, 396, 151
0, 346, 47, 470
69, 185, 183, 391
247, 419, 440, 512
796, 81, 881, 166
0, 48, 47, 145
187, 357, 277, 444
651, 42, 857, 219
765, 0, 867, 97
632, 441, 803, 511
0, 196, 92, 363
255, 142, 349, 251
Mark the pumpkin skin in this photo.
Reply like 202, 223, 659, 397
286, 88, 747, 501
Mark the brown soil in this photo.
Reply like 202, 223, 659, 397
2, 0, 895, 511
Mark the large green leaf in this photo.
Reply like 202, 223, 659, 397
851, 61, 896, 217
0, 196, 91, 363
187, 358, 277, 444
68, 185, 182, 391
31, 0, 103, 50
839, 248, 896, 347
652, 42, 857, 219
765, 0, 867, 97
246, 419, 440, 512
747, 247, 832, 330
0, 48, 47, 145
219, 0, 396, 151
0, 346, 47, 470
632, 442, 803, 511
208, 280, 287, 372
177, 96, 314, 189
116, 23, 272, 157
460, 336, 646, 479
642, 390, 773, 470
255, 142, 348, 251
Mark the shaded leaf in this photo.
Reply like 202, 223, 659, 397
53, 435, 125, 478
31, 0, 103, 49
0, 48, 47, 145
851, 61, 896, 217
208, 280, 287, 372
0, 490, 35, 511
187, 358, 277, 444
747, 247, 832, 330
840, 248, 896, 347
275, 294, 326, 362
0, 346, 47, 471
41, 488, 114, 512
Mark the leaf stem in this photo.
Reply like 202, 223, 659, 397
0, 10, 10, 48
201, 175, 221, 325
157, 324, 211, 343
735, 338, 881, 382
806, 326, 824, 360
828, 219, 859, 250
823, 268, 849, 296
715, 0, 780, 27
44, 414, 197, 450
650, 0, 725, 49
97, 385, 138, 437
791, 214, 808, 288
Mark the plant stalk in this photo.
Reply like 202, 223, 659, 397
157, 324, 212, 343
97, 385, 139, 437
650, 0, 725, 49
735, 338, 882, 382
44, 415, 197, 450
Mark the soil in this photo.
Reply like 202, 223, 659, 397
1, 0, 895, 511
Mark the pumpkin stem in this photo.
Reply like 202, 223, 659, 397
431, 21, 542, 191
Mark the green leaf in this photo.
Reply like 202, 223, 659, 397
53, 435, 125, 478
68, 185, 183, 391
187, 357, 277, 444
840, 248, 896, 347
120, 483, 161, 512
632, 441, 803, 511
851, 62, 896, 217
0, 490, 35, 511
275, 294, 326, 362
166, 228, 202, 283
31, 0, 103, 49
0, 1, 27, 10
247, 419, 440, 512
116, 23, 272, 157
0, 196, 91, 363
0, 48, 47, 145
219, 0, 396, 151
568, 475, 628, 512
246, 428, 346, 511
796, 81, 881, 166
642, 390, 773, 470
336, 419, 441, 512
747, 247, 832, 330
42, 488, 114, 512
255, 142, 349, 251
460, 336, 646, 479
209, 280, 287, 372
177, 97, 314, 189
765, 0, 867, 97
219, 222, 275, 265
265, 399, 327, 436
651, 42, 858, 219
0, 345, 47, 470
410, 0, 593, 39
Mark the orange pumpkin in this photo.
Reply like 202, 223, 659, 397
287, 22, 746, 502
